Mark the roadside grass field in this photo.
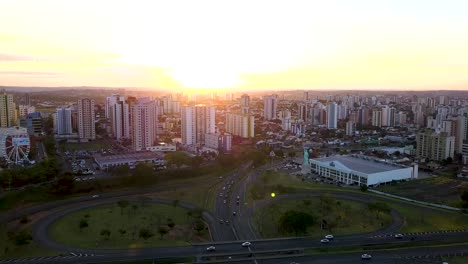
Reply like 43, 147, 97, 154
254, 198, 392, 238
376, 175, 468, 208
49, 202, 210, 249
0, 227, 58, 259
249, 170, 468, 236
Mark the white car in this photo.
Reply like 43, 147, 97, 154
320, 239, 329, 243
91, 195, 100, 198
206, 246, 216, 251
325, 234, 334, 240
394, 233, 404, 239
242, 241, 251, 247
361, 254, 372, 260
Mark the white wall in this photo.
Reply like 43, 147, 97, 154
367, 167, 413, 185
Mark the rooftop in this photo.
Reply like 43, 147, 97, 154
94, 152, 163, 164
313, 155, 408, 174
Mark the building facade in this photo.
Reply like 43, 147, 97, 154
132, 100, 159, 151
225, 113, 255, 138
78, 98, 96, 140
263, 95, 278, 120
0, 91, 16, 127
181, 105, 215, 145
416, 129, 455, 161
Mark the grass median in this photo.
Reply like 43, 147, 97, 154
49, 202, 210, 249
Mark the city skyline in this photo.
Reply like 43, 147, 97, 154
1, 1, 468, 92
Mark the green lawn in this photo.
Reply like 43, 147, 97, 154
389, 202, 468, 233
0, 226, 58, 259
376, 175, 468, 207
253, 197, 392, 238
49, 202, 210, 249
443, 256, 468, 264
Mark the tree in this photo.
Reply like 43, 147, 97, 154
49, 174, 75, 195
461, 189, 468, 203
165, 152, 190, 168
139, 228, 154, 240
191, 156, 204, 169
12, 231, 33, 246
118, 229, 127, 236
288, 151, 297, 158
194, 220, 205, 235
360, 185, 368, 192
172, 199, 180, 208
167, 218, 175, 229
158, 226, 168, 239
79, 219, 89, 231
279, 210, 315, 235
132, 163, 154, 178
117, 200, 129, 215
100, 229, 111, 240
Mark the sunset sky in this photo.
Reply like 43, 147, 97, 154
1, 0, 468, 92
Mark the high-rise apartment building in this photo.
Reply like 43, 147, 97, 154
55, 107, 73, 135
382, 106, 395, 127
416, 129, 455, 161
298, 103, 308, 123
105, 94, 123, 119
0, 90, 16, 127
225, 113, 255, 138
111, 100, 130, 140
240, 94, 250, 114
346, 121, 356, 136
326, 102, 338, 129
132, 99, 159, 151
181, 105, 215, 145
78, 98, 96, 140
18, 105, 36, 119
263, 95, 278, 120
372, 109, 382, 127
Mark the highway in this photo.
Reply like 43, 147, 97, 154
1, 160, 468, 264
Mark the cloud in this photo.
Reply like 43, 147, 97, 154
0, 71, 62, 77
0, 53, 37, 62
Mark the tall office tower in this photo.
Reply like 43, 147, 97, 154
105, 94, 124, 119
24, 93, 31, 106
162, 95, 172, 114
382, 106, 396, 127
326, 102, 338, 129
132, 99, 159, 151
416, 129, 455, 161
78, 98, 96, 140
346, 121, 356, 136
303, 91, 309, 101
240, 94, 250, 114
0, 90, 16, 127
372, 109, 383, 127
55, 107, 72, 135
111, 100, 130, 140
263, 95, 278, 120
298, 103, 308, 123
18, 105, 35, 118
225, 113, 255, 138
181, 105, 215, 146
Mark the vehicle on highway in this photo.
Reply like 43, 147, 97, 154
219, 219, 224, 224
325, 234, 334, 240
223, 200, 227, 204
394, 233, 404, 239
219, 193, 223, 197
91, 195, 100, 198
320, 239, 329, 243
206, 246, 216, 251
361, 254, 372, 260
236, 195, 240, 200
236, 201, 240, 205
233, 211, 237, 216
225, 220, 229, 224
242, 241, 251, 247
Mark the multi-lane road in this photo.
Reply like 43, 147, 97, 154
1, 160, 468, 264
